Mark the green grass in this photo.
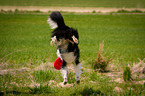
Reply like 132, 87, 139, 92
32, 69, 63, 84
0, 0, 145, 8
0, 13, 145, 66
0, 13, 145, 95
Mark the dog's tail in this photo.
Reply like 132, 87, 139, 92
47, 11, 66, 29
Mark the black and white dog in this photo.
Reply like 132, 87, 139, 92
48, 12, 81, 85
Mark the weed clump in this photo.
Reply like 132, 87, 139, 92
117, 9, 143, 13
92, 41, 117, 72
130, 58, 145, 80
92, 10, 96, 13
123, 67, 132, 81
93, 42, 108, 72
28, 84, 51, 94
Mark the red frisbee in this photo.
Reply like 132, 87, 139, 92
54, 57, 63, 70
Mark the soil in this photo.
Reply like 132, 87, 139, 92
0, 6, 145, 13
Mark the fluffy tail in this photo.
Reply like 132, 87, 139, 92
47, 11, 66, 29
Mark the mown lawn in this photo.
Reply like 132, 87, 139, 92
0, 0, 145, 8
0, 13, 145, 95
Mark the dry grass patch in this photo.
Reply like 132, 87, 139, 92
92, 41, 118, 72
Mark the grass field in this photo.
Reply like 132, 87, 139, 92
0, 0, 145, 8
0, 12, 145, 95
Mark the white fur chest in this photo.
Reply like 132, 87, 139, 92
57, 49, 76, 64
62, 52, 76, 64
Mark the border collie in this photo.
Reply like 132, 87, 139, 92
48, 12, 81, 85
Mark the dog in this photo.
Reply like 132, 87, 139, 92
47, 12, 81, 85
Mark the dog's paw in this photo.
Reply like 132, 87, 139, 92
50, 36, 56, 46
72, 35, 78, 44
50, 41, 54, 46
63, 81, 68, 85
76, 80, 80, 84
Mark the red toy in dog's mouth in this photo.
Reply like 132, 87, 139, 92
54, 57, 63, 70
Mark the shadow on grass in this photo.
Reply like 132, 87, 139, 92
28, 84, 51, 94
0, 90, 28, 96
2, 85, 51, 95
5, 90, 26, 95
71, 87, 104, 96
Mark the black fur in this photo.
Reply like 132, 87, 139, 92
50, 12, 80, 67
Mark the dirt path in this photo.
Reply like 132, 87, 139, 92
0, 6, 145, 13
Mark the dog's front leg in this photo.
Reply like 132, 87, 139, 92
50, 36, 57, 46
72, 35, 78, 44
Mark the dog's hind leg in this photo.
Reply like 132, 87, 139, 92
61, 61, 68, 85
74, 63, 81, 84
